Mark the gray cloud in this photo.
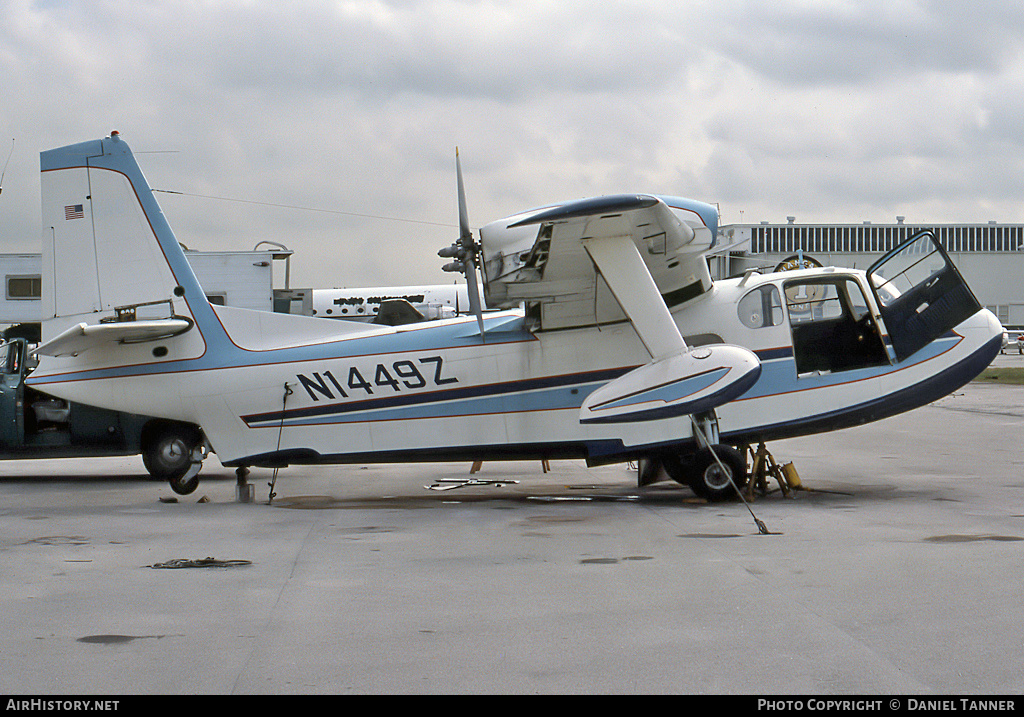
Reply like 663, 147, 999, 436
2, 0, 1024, 288
712, 1, 1024, 86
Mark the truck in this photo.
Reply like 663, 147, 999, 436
0, 334, 205, 493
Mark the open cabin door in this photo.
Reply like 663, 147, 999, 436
867, 231, 981, 363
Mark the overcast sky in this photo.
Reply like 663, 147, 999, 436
3, 0, 1024, 289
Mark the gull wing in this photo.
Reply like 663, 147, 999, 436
496, 194, 710, 357
480, 194, 717, 336
479, 194, 761, 423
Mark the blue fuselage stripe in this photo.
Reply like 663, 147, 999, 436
243, 366, 632, 427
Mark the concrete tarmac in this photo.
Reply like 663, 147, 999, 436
2, 367, 1024, 694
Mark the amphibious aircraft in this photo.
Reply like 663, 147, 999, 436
27, 133, 1002, 499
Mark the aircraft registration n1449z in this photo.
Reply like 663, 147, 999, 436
28, 133, 1003, 499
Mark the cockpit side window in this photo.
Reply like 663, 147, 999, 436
738, 285, 783, 329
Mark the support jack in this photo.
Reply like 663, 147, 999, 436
235, 466, 253, 503
745, 442, 801, 500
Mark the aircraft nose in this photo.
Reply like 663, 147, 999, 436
966, 307, 1004, 363
977, 307, 1002, 338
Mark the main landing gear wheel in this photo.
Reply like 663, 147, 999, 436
664, 445, 748, 502
142, 425, 203, 495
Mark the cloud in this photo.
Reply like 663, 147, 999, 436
2, 0, 1024, 288
712, 0, 1024, 86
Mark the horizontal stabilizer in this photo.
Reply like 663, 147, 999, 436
580, 345, 761, 424
35, 318, 193, 357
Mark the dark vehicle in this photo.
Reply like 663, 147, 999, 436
0, 336, 204, 493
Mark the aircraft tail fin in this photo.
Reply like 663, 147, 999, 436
39, 132, 212, 353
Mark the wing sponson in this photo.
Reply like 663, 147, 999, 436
580, 344, 762, 424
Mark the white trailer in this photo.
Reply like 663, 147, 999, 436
0, 246, 294, 325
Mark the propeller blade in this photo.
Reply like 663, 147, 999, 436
456, 148, 471, 242
465, 253, 485, 339
455, 148, 485, 341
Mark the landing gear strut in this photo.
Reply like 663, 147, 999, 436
661, 411, 749, 502
663, 445, 748, 502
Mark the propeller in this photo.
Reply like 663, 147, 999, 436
439, 148, 486, 341
0, 138, 14, 195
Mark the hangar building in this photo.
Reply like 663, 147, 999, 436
714, 218, 1024, 328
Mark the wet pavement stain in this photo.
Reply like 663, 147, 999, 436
272, 490, 691, 510
337, 526, 398, 535
925, 534, 1024, 543
147, 558, 252, 569
272, 494, 447, 510
77, 634, 168, 645
521, 515, 588, 524
23, 536, 88, 546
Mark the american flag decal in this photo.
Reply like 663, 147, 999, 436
65, 204, 84, 220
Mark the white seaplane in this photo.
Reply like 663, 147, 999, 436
27, 133, 1002, 500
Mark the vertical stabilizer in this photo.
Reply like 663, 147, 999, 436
39, 132, 208, 345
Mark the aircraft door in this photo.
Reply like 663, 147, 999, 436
867, 231, 981, 363
785, 277, 889, 375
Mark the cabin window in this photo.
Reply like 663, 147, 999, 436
6, 275, 41, 300
738, 285, 783, 329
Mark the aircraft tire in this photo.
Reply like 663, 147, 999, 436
666, 445, 747, 502
142, 424, 202, 494
167, 470, 201, 496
